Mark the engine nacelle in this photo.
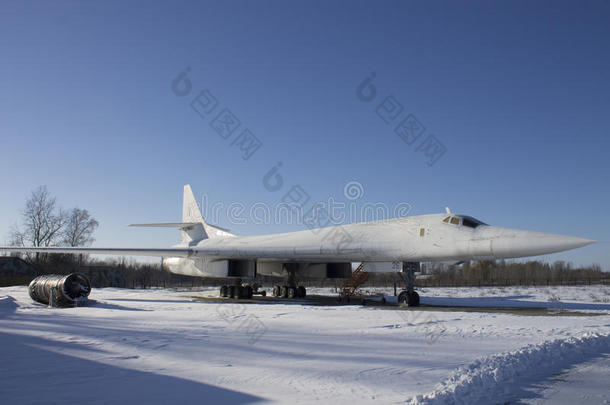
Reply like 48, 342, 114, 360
163, 257, 353, 279
358, 261, 402, 273
256, 261, 351, 278
163, 257, 255, 278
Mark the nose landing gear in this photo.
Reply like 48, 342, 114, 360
397, 261, 420, 307
397, 290, 420, 306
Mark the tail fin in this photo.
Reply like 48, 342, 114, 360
182, 185, 236, 241
129, 186, 235, 244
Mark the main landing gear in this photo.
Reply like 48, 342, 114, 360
218, 283, 306, 299
219, 283, 253, 299
397, 261, 420, 307
271, 285, 307, 298
219, 280, 269, 299
271, 263, 307, 299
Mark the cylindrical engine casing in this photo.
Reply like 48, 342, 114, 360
28, 273, 91, 307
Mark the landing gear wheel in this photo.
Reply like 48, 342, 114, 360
273, 285, 281, 297
220, 285, 228, 298
287, 287, 296, 298
398, 291, 420, 307
228, 285, 237, 299
280, 286, 289, 298
239, 285, 253, 299
408, 291, 420, 306
296, 286, 306, 298
260, 290, 266, 297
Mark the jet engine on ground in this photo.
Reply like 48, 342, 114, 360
28, 273, 91, 307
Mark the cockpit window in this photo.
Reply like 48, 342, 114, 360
462, 217, 478, 228
442, 214, 488, 228
461, 216, 487, 228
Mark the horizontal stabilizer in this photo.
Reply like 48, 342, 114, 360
129, 223, 200, 229
129, 222, 234, 235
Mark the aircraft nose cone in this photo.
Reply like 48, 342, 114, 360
492, 229, 595, 258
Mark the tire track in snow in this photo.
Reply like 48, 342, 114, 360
407, 332, 610, 405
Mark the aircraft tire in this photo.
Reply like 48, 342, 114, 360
220, 285, 228, 298
287, 287, 296, 298
296, 286, 306, 298
228, 285, 236, 299
398, 291, 408, 306
408, 291, 420, 307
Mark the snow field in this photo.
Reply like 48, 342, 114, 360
1, 284, 609, 404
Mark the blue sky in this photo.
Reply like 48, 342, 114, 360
1, 1, 608, 268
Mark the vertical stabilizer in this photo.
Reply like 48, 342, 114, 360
129, 185, 234, 244
182, 185, 236, 242
182, 185, 208, 243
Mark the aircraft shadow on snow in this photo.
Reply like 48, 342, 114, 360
0, 330, 265, 404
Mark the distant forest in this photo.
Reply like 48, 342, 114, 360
0, 255, 607, 289
415, 260, 607, 287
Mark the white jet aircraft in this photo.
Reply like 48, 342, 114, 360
0, 185, 595, 306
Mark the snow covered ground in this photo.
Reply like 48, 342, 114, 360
1, 285, 609, 404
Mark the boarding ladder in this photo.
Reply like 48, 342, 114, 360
340, 263, 370, 298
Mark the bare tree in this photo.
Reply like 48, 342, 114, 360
62, 208, 99, 264
9, 186, 66, 261
62, 208, 99, 247
24, 186, 66, 247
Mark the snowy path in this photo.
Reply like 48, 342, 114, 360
1, 285, 609, 404
521, 354, 610, 405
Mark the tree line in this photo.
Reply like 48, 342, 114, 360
418, 260, 607, 287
